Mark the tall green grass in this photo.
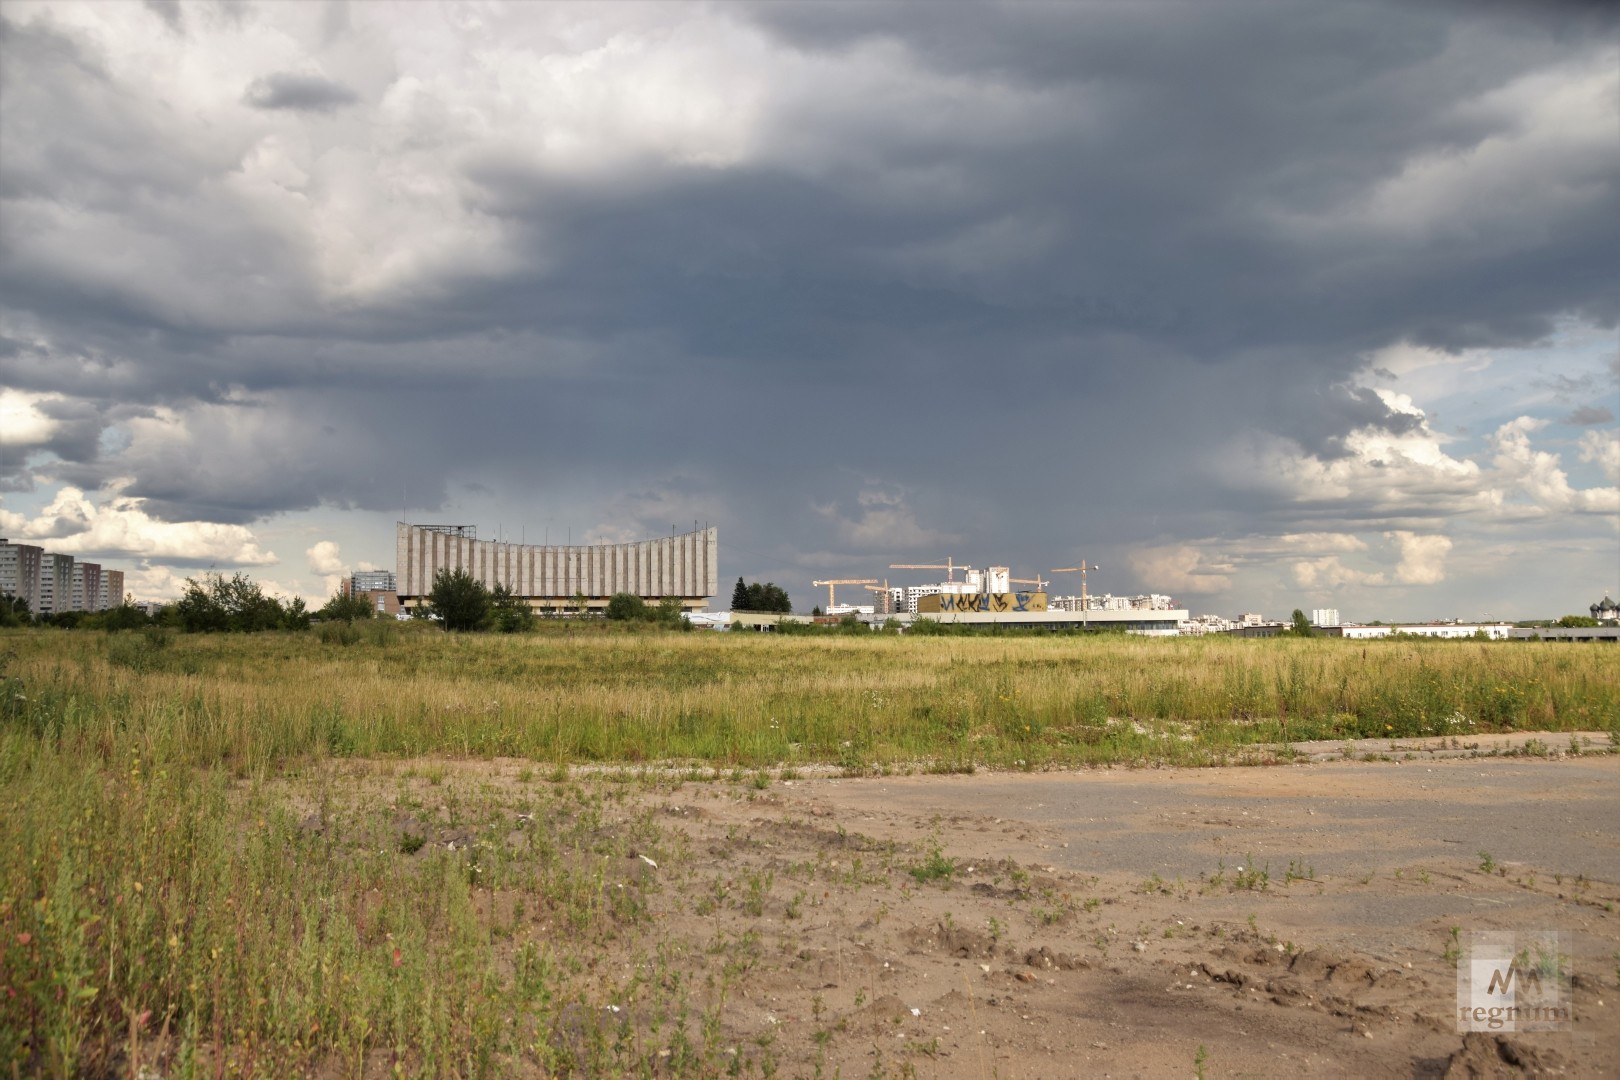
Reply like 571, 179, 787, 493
1, 629, 1614, 780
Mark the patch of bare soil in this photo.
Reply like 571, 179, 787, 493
269, 750, 1619, 1077
628, 764, 1618, 1079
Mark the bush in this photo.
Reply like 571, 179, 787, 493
427, 569, 491, 631
490, 584, 535, 633
174, 572, 307, 633
316, 593, 375, 623
606, 592, 648, 621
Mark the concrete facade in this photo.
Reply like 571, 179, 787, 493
396, 522, 719, 611
38, 553, 74, 615
101, 570, 125, 610
0, 540, 44, 614
70, 562, 103, 613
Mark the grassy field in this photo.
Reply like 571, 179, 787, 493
2, 626, 1616, 1075
3, 625, 1616, 777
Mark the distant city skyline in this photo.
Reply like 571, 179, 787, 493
1, 1, 1615, 621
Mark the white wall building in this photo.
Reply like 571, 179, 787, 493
1337, 623, 1513, 640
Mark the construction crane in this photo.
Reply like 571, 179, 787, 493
862, 580, 894, 614
1050, 562, 1100, 623
1008, 573, 1049, 590
812, 579, 878, 610
888, 557, 959, 582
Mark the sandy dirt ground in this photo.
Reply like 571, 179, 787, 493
591, 737, 1620, 1079
273, 734, 1618, 1078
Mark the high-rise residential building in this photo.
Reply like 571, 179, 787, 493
101, 570, 125, 610
1311, 608, 1341, 627
0, 539, 44, 615
38, 553, 74, 615
70, 562, 103, 614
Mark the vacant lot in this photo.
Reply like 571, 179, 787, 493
2, 628, 1616, 1075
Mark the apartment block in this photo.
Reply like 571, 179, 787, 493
101, 569, 125, 610
0, 539, 44, 614
70, 562, 103, 613
38, 553, 74, 615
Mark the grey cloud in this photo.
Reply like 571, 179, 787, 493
242, 72, 359, 113
1564, 405, 1615, 426
2, 1, 1616, 616
143, 0, 183, 34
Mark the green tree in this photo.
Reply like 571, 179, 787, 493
753, 582, 792, 613
89, 603, 150, 632
316, 592, 375, 623
174, 572, 299, 633
1557, 614, 1600, 628
655, 595, 686, 625
0, 592, 30, 627
606, 592, 648, 621
428, 568, 491, 631
731, 577, 750, 611
1287, 609, 1315, 637
489, 584, 535, 633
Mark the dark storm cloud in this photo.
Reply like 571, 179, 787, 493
1, 0, 1616, 608
242, 72, 359, 113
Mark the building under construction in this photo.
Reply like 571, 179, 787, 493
395, 522, 718, 613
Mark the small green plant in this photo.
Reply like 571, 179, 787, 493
1285, 859, 1315, 884
908, 843, 957, 884
1478, 850, 1497, 874
1443, 926, 1462, 965
399, 831, 426, 855
742, 869, 773, 916
1194, 1043, 1208, 1080
1232, 856, 1269, 891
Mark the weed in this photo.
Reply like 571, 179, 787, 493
1478, 850, 1497, 874
1232, 856, 1269, 892
1194, 1044, 1209, 1080
1444, 926, 1462, 965
908, 843, 957, 884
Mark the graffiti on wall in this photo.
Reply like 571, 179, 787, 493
916, 592, 1049, 614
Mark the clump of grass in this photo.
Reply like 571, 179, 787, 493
908, 843, 957, 884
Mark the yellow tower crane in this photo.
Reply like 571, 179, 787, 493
812, 579, 878, 610
861, 580, 894, 614
888, 557, 960, 582
1050, 562, 1100, 625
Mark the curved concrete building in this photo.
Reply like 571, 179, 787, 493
396, 522, 718, 612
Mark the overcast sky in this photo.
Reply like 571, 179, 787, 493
2, 0, 1616, 621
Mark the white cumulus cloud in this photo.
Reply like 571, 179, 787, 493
1386, 531, 1452, 585
0, 487, 276, 565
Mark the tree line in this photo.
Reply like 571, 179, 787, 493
730, 578, 792, 613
